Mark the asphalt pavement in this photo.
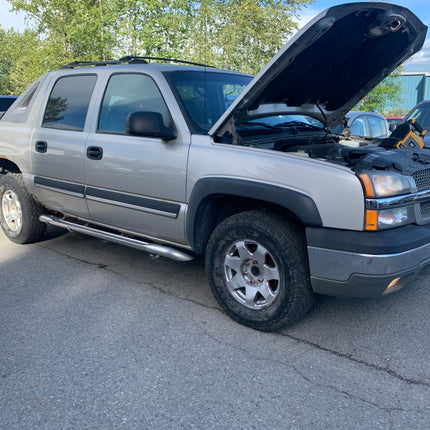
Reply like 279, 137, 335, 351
1, 227, 429, 429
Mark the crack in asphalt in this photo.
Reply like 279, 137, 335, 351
38, 242, 430, 392
194, 319, 425, 418
281, 332, 430, 388
37, 243, 220, 311
296, 366, 407, 417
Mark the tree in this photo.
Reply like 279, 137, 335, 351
0, 27, 60, 94
9, 0, 119, 60
114, 0, 195, 58
8, 0, 314, 73
354, 70, 403, 114
188, 0, 313, 74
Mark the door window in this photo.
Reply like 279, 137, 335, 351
368, 115, 386, 137
350, 116, 369, 137
98, 73, 171, 134
42, 75, 97, 131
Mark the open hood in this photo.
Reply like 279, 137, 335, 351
210, 2, 427, 137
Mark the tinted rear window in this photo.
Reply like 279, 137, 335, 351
42, 75, 97, 131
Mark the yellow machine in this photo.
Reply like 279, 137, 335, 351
383, 119, 426, 149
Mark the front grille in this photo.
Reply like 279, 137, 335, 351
411, 169, 430, 222
421, 200, 430, 218
412, 169, 430, 191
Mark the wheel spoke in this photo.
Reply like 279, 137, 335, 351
224, 254, 242, 274
250, 244, 267, 265
244, 286, 259, 306
235, 240, 253, 260
258, 282, 277, 301
263, 265, 280, 282
226, 272, 245, 293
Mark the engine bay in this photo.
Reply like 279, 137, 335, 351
236, 128, 430, 176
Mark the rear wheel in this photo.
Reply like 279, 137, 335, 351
0, 173, 46, 244
205, 210, 314, 331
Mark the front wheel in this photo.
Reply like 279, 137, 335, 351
0, 173, 46, 244
205, 210, 314, 331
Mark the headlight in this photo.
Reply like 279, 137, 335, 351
359, 172, 414, 230
359, 172, 411, 198
365, 206, 414, 230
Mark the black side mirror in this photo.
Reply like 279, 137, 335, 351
125, 111, 177, 141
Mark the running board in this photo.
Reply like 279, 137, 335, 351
39, 214, 194, 262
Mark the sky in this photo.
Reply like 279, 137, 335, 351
0, 0, 429, 72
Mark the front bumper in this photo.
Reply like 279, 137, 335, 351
306, 224, 430, 297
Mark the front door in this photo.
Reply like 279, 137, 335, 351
84, 72, 190, 244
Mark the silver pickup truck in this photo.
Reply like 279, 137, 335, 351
0, 3, 428, 331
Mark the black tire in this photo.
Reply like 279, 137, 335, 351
0, 173, 46, 244
205, 210, 314, 331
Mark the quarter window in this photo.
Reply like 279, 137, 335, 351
42, 75, 97, 131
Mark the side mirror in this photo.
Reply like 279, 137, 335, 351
125, 111, 177, 141
389, 123, 397, 132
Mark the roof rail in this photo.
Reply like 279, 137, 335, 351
118, 56, 213, 67
61, 57, 212, 69
61, 60, 122, 69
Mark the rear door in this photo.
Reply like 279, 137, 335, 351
31, 74, 97, 218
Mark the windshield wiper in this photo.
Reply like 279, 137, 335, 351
238, 121, 283, 131
275, 121, 322, 130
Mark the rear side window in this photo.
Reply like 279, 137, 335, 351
42, 75, 97, 131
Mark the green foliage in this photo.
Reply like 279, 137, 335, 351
188, 0, 309, 74
5, 0, 313, 74
10, 0, 118, 60
0, 27, 62, 94
114, 0, 195, 59
354, 70, 403, 114
0, 0, 404, 114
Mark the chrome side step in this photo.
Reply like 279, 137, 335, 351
39, 214, 194, 262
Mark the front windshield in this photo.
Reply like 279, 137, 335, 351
405, 103, 430, 129
164, 70, 252, 133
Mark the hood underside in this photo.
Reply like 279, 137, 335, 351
211, 2, 427, 136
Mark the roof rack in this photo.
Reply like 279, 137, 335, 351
119, 56, 213, 67
61, 56, 212, 69
61, 60, 122, 69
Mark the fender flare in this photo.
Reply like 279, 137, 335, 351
186, 177, 322, 249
